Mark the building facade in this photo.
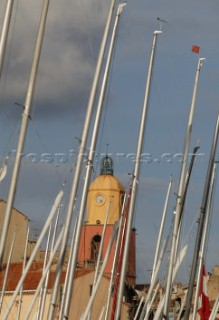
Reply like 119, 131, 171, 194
0, 200, 28, 264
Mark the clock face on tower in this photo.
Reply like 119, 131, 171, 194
96, 194, 105, 205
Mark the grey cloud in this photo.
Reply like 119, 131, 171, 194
1, 0, 110, 118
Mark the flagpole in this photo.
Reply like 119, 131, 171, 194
0, 0, 51, 265
184, 113, 219, 319
192, 161, 218, 319
114, 29, 162, 320
163, 57, 205, 319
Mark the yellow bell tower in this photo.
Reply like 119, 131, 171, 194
86, 156, 125, 225
78, 155, 136, 287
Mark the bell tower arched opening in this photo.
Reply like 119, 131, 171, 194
90, 234, 101, 261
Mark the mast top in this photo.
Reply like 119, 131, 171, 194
157, 17, 167, 31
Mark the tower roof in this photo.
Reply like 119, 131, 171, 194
88, 174, 124, 192
100, 155, 113, 175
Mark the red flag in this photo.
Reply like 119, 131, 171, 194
197, 263, 210, 320
192, 45, 200, 53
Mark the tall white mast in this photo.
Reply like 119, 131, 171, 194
153, 245, 188, 320
184, 113, 219, 318
104, 193, 127, 320
138, 237, 169, 320
0, 231, 16, 313
16, 225, 29, 320
0, 0, 51, 264
0, 0, 14, 79
58, 5, 127, 320
38, 205, 62, 320
23, 225, 65, 320
93, 202, 111, 286
163, 57, 205, 319
134, 179, 172, 320
2, 188, 64, 319
151, 178, 173, 282
87, 201, 111, 319
46, 1, 117, 318
192, 161, 218, 319
114, 29, 162, 320
209, 291, 219, 320
58, 215, 79, 320
81, 222, 119, 320
36, 222, 53, 319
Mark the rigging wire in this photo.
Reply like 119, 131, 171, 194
78, 0, 99, 61
93, 3, 127, 181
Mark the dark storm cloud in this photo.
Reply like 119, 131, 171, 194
0, 0, 109, 119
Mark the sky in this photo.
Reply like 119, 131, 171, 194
0, 0, 219, 285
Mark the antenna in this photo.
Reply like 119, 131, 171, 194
157, 17, 167, 31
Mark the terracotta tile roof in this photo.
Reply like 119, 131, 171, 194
0, 263, 92, 291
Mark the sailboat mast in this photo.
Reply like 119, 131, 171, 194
192, 161, 218, 319
174, 145, 200, 253
138, 236, 169, 320
88, 201, 112, 319
0, 0, 14, 79
0, 0, 51, 265
151, 178, 173, 282
38, 205, 62, 320
36, 222, 53, 319
81, 223, 119, 320
0, 231, 16, 313
46, 1, 117, 318
163, 57, 205, 319
93, 202, 111, 287
2, 189, 64, 319
23, 225, 65, 320
184, 113, 219, 318
16, 226, 29, 320
110, 185, 132, 320
114, 29, 162, 320
59, 5, 126, 320
104, 193, 127, 320
58, 215, 79, 320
